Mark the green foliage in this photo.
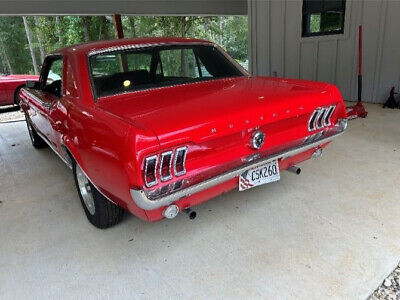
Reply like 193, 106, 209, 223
0, 15, 248, 75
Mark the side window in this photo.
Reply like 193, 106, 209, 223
43, 57, 63, 97
159, 49, 199, 78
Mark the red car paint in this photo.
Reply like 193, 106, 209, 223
19, 37, 347, 222
0, 74, 39, 106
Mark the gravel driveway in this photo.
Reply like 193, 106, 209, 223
370, 263, 400, 299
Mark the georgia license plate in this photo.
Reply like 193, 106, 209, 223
239, 160, 280, 191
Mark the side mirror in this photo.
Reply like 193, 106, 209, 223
26, 80, 40, 89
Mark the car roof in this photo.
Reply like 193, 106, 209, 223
54, 37, 213, 56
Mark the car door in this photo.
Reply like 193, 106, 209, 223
33, 56, 64, 144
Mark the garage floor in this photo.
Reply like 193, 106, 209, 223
1, 103, 399, 299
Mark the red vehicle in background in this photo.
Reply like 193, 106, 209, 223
0, 74, 39, 107
19, 37, 347, 229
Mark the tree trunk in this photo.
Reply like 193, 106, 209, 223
180, 17, 188, 76
0, 42, 13, 74
22, 16, 39, 74
129, 17, 136, 37
82, 16, 90, 42
55, 16, 63, 44
34, 17, 46, 62
218, 17, 223, 45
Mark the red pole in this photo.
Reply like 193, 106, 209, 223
357, 25, 362, 102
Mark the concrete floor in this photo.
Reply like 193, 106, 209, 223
0, 103, 399, 299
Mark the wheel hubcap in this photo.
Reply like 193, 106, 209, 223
76, 165, 95, 215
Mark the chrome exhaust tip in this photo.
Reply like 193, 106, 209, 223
288, 166, 301, 175
183, 208, 197, 220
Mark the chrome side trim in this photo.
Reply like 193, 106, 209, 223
33, 126, 73, 170
21, 88, 52, 109
130, 119, 348, 210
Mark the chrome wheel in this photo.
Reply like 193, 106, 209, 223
76, 164, 95, 215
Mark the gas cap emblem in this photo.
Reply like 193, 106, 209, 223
250, 130, 265, 149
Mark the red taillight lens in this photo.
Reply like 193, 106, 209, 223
143, 146, 188, 188
174, 146, 187, 176
159, 151, 173, 182
144, 155, 158, 187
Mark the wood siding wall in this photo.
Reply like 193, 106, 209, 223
248, 0, 400, 103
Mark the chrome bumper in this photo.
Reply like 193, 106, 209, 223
130, 119, 348, 210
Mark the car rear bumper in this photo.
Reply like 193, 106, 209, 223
130, 119, 348, 210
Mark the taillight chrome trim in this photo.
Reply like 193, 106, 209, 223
308, 109, 319, 131
323, 105, 336, 127
308, 105, 337, 132
159, 151, 173, 182
173, 146, 188, 176
316, 107, 328, 129
144, 155, 158, 188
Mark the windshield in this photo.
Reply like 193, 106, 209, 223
89, 44, 245, 98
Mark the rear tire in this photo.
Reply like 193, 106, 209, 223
25, 117, 47, 149
73, 162, 124, 229
14, 85, 24, 106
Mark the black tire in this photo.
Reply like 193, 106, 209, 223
26, 117, 48, 149
14, 85, 24, 106
72, 161, 124, 229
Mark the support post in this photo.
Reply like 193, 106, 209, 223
112, 14, 124, 39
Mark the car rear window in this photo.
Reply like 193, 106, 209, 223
89, 44, 244, 98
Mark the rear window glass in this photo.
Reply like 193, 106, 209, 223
89, 45, 244, 98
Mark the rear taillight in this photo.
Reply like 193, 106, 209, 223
159, 151, 173, 182
308, 105, 336, 132
174, 146, 187, 176
143, 146, 188, 188
323, 105, 336, 127
144, 155, 158, 187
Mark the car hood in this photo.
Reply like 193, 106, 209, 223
98, 76, 336, 146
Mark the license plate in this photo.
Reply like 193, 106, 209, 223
239, 160, 280, 191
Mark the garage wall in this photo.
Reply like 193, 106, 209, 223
248, 0, 400, 103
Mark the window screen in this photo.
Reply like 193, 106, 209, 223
302, 0, 346, 37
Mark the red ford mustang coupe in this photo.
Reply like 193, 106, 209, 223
19, 37, 347, 228
0, 74, 39, 107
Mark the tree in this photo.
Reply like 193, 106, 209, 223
34, 16, 46, 61
81, 16, 90, 42
0, 42, 13, 74
22, 16, 39, 74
